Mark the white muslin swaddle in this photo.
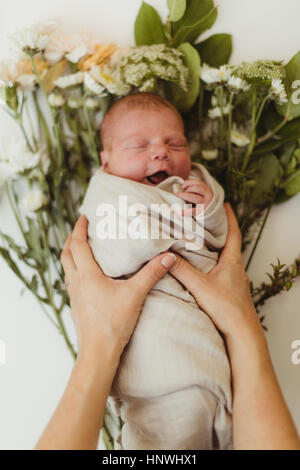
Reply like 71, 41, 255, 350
79, 161, 233, 450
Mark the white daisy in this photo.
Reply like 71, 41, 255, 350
208, 104, 230, 119
54, 71, 84, 88
231, 125, 250, 147
227, 75, 250, 92
10, 18, 59, 55
45, 30, 94, 65
200, 63, 231, 84
65, 44, 87, 63
84, 71, 107, 96
270, 79, 288, 104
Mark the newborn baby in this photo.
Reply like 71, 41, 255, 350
80, 93, 232, 450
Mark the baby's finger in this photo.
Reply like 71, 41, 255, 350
181, 180, 209, 190
176, 192, 204, 205
182, 184, 206, 196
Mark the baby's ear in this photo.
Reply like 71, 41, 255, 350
100, 150, 109, 169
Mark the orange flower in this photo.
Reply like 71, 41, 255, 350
79, 43, 116, 71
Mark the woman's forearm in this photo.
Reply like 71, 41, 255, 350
35, 343, 121, 450
226, 310, 300, 450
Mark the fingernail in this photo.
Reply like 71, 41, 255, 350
161, 253, 177, 269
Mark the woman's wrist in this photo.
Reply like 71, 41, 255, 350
222, 305, 269, 368
76, 335, 123, 377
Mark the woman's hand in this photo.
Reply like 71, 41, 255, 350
169, 202, 259, 339
60, 215, 177, 361
169, 203, 300, 450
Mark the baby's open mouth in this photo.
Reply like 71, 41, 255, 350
146, 171, 169, 185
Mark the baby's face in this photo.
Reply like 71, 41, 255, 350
100, 107, 191, 186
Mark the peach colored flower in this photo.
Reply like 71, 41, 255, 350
79, 43, 116, 71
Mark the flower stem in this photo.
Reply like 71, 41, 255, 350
241, 88, 257, 172
245, 205, 272, 271
82, 99, 99, 165
227, 93, 234, 168
30, 56, 64, 167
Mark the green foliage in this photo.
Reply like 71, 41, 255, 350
277, 50, 300, 119
134, 2, 167, 45
252, 257, 300, 324
195, 34, 232, 67
282, 169, 300, 196
167, 0, 186, 21
254, 117, 300, 154
171, 0, 217, 46
247, 153, 281, 210
170, 42, 200, 112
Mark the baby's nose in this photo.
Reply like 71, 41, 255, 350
150, 145, 170, 160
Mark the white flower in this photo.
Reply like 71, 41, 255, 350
202, 149, 218, 160
54, 71, 84, 88
65, 44, 87, 63
0, 140, 42, 184
109, 47, 130, 67
48, 92, 65, 107
89, 65, 129, 96
231, 125, 250, 147
84, 71, 107, 96
21, 189, 49, 213
227, 75, 250, 92
200, 63, 231, 84
208, 104, 230, 119
67, 97, 82, 108
17, 74, 36, 91
270, 78, 288, 104
45, 30, 94, 64
85, 97, 101, 109
10, 18, 59, 55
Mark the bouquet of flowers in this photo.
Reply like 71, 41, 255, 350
1, 0, 299, 448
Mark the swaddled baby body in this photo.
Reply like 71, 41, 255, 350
79, 93, 233, 450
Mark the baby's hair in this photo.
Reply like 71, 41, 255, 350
100, 92, 184, 151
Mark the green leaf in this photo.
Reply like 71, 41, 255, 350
278, 141, 297, 166
172, 0, 217, 46
194, 34, 232, 67
30, 274, 39, 294
254, 117, 300, 154
134, 1, 167, 45
285, 281, 293, 291
247, 153, 281, 210
282, 169, 300, 196
0, 247, 28, 284
170, 43, 200, 112
167, 0, 186, 22
276, 50, 300, 119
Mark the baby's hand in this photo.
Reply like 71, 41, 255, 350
175, 179, 213, 216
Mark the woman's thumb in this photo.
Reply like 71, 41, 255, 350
132, 252, 177, 294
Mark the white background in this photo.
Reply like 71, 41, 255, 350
0, 0, 300, 450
